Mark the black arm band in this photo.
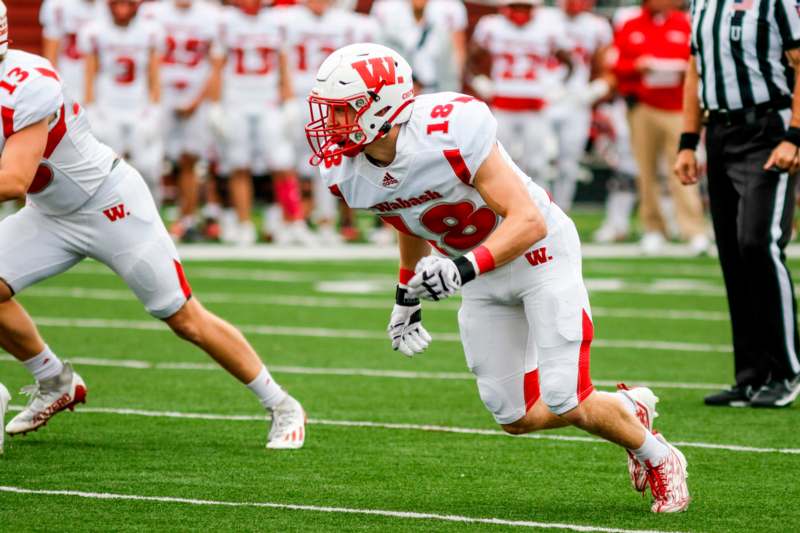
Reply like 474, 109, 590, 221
395, 285, 420, 306
785, 127, 800, 148
678, 132, 700, 152
452, 256, 477, 285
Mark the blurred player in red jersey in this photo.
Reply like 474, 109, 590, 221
0, 1, 306, 449
306, 42, 690, 513
80, 0, 165, 203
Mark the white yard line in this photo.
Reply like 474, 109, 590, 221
23, 286, 730, 321
5, 404, 798, 455
0, 354, 727, 390
27, 316, 732, 353
0, 486, 680, 533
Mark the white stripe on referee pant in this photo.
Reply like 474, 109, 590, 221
769, 171, 800, 374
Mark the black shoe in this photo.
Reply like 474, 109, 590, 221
704, 384, 755, 407
750, 377, 800, 408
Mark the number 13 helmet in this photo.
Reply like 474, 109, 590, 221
305, 43, 415, 166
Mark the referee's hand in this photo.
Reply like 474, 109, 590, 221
675, 149, 699, 185
763, 141, 800, 173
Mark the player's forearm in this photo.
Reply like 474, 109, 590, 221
148, 53, 161, 104
398, 232, 432, 275
476, 208, 547, 269
208, 57, 224, 102
0, 171, 31, 201
681, 57, 703, 134
786, 49, 800, 129
84, 55, 97, 105
42, 38, 60, 67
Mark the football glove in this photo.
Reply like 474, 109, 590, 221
407, 256, 464, 301
388, 285, 432, 357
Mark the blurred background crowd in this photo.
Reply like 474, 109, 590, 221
7, 0, 712, 254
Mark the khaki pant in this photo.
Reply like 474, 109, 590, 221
627, 103, 705, 238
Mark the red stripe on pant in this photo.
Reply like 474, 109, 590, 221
173, 260, 193, 299
577, 310, 594, 402
524, 369, 540, 411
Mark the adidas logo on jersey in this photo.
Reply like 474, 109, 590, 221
382, 173, 399, 188
370, 190, 443, 213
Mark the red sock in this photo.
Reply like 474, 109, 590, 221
274, 176, 303, 221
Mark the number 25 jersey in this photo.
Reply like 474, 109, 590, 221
319, 92, 554, 258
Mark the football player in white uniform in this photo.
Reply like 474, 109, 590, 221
0, 2, 305, 450
470, 0, 572, 188
306, 43, 690, 513
40, 0, 106, 103
80, 0, 165, 203
146, 0, 220, 242
546, 0, 613, 211
281, 0, 365, 244
210, 0, 310, 246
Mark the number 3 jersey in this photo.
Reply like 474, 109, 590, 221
0, 50, 116, 215
319, 93, 554, 258
77, 14, 164, 111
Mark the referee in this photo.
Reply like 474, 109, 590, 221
676, 0, 800, 407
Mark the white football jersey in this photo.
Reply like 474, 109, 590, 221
144, 0, 221, 110
39, 0, 107, 102
561, 11, 612, 90
280, 6, 359, 99
472, 9, 572, 101
78, 15, 164, 110
319, 93, 553, 258
0, 50, 116, 215
217, 6, 286, 109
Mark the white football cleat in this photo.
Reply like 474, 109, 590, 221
0, 383, 10, 454
617, 383, 659, 493
5, 362, 87, 436
646, 433, 690, 513
266, 395, 306, 450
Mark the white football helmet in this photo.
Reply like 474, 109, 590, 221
0, 1, 8, 57
305, 43, 415, 166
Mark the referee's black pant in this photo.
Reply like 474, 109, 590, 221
706, 110, 800, 386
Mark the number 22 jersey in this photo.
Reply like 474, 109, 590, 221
319, 92, 555, 258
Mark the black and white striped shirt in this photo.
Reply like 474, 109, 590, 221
691, 0, 800, 110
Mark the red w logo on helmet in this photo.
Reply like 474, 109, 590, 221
351, 57, 400, 90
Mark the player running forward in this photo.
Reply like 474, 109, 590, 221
79, 0, 164, 204
306, 43, 690, 513
0, 3, 305, 450
145, 0, 220, 242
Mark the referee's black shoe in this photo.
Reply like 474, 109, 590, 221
750, 376, 800, 408
704, 384, 756, 407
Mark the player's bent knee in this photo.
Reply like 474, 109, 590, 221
500, 420, 529, 435
164, 299, 204, 345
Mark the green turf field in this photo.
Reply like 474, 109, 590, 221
1, 254, 799, 532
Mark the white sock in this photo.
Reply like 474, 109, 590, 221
247, 366, 287, 409
23, 346, 64, 382
632, 430, 670, 465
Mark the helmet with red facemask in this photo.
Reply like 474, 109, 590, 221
500, 0, 541, 27
0, 1, 8, 57
305, 43, 415, 166
108, 0, 142, 26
